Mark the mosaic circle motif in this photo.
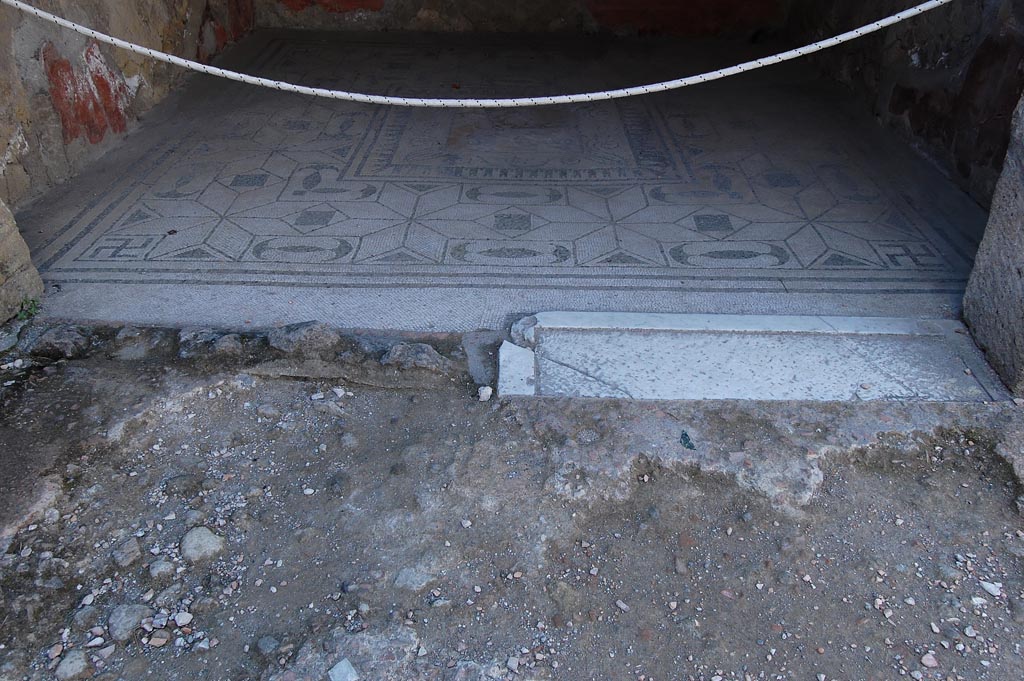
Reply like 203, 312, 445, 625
669, 242, 790, 268
252, 237, 353, 263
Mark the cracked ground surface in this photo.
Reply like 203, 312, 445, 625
1, 322, 1024, 681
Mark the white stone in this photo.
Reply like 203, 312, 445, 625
500, 312, 1003, 402
498, 341, 537, 397
979, 580, 1003, 597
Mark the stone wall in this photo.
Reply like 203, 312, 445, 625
0, 198, 43, 322
789, 0, 1024, 208
965, 94, 1024, 395
255, 0, 791, 35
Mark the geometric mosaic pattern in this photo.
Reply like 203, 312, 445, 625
27, 35, 983, 295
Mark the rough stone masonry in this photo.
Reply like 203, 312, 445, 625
0, 198, 42, 322
966, 96, 1024, 395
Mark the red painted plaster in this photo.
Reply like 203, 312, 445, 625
42, 42, 131, 145
83, 43, 129, 134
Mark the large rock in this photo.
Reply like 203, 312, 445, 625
54, 649, 91, 680
108, 604, 153, 641
965, 94, 1024, 395
111, 537, 141, 568
29, 325, 90, 359
0, 199, 43, 324
268, 321, 342, 355
266, 626, 420, 681
180, 526, 225, 562
380, 343, 451, 374
177, 328, 222, 359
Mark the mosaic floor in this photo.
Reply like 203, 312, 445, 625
20, 32, 989, 330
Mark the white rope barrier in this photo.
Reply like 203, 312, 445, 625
2, 0, 954, 108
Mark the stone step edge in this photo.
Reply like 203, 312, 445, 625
501, 311, 975, 398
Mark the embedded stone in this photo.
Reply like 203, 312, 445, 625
328, 658, 359, 681
177, 328, 222, 358
149, 559, 175, 580
380, 343, 451, 373
54, 649, 91, 680
111, 537, 141, 567
267, 321, 342, 355
179, 526, 225, 562
29, 325, 90, 360
109, 604, 153, 641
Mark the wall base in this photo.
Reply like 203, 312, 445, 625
965, 95, 1024, 395
0, 199, 43, 324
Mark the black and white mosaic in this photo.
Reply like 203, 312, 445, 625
28, 35, 983, 294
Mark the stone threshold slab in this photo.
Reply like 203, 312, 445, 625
499, 312, 1009, 402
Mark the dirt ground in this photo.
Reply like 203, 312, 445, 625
1, 321, 1024, 681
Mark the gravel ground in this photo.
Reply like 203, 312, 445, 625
1, 321, 1023, 681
